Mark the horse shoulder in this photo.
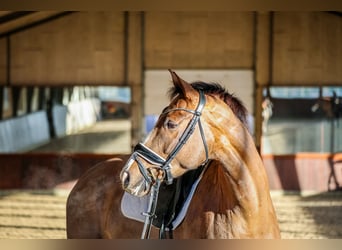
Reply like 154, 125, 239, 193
174, 161, 239, 238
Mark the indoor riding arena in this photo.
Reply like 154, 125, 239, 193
0, 11, 342, 239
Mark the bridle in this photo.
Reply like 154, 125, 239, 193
123, 89, 209, 238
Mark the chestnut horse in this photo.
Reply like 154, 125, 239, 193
66, 70, 280, 238
120, 70, 280, 238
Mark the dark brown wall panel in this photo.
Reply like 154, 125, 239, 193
1, 152, 341, 192
263, 153, 342, 192
0, 38, 6, 85
0, 153, 129, 189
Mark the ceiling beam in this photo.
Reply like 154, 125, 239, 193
327, 11, 342, 18
0, 11, 75, 38
0, 11, 14, 18
0, 11, 35, 24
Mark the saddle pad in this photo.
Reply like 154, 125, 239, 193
121, 168, 205, 230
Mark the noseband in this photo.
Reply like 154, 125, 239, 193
123, 89, 209, 238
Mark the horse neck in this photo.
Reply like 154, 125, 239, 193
207, 113, 270, 210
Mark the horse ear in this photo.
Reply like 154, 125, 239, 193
168, 69, 196, 98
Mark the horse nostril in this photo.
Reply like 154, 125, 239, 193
121, 171, 130, 189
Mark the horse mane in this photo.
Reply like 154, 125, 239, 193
168, 81, 248, 126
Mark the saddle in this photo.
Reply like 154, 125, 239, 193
121, 164, 207, 238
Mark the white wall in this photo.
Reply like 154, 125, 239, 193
144, 69, 254, 134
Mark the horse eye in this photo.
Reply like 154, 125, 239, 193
165, 120, 178, 130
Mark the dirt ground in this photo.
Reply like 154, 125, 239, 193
271, 191, 342, 239
0, 190, 341, 239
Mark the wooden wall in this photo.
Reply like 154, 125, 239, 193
2, 12, 340, 87
0, 11, 341, 155
144, 12, 254, 69
273, 12, 342, 85
10, 12, 125, 86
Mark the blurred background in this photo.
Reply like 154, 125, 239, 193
0, 11, 341, 238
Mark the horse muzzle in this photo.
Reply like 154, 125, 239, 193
120, 168, 151, 197
120, 155, 162, 197
120, 148, 174, 197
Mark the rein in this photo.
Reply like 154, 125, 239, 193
125, 90, 208, 239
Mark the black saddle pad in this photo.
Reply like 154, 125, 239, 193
152, 165, 205, 228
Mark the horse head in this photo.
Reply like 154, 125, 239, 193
120, 70, 247, 197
